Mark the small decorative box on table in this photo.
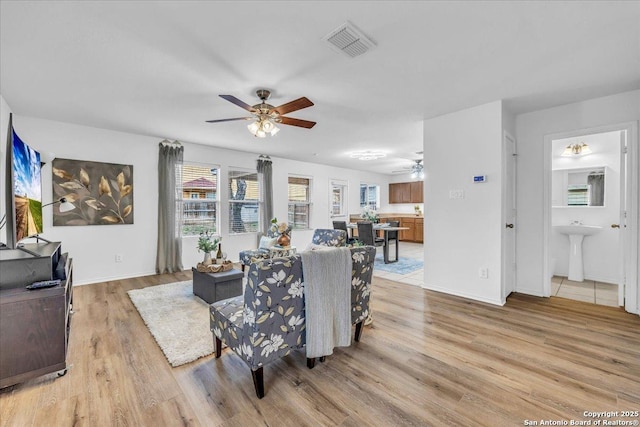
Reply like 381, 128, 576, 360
191, 267, 244, 304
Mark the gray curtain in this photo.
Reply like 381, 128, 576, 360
588, 173, 605, 206
257, 155, 273, 236
156, 140, 184, 273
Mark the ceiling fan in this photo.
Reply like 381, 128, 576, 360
392, 159, 424, 179
206, 89, 316, 138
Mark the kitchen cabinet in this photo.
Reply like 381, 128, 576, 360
410, 181, 423, 203
389, 183, 411, 203
399, 217, 415, 241
415, 218, 424, 243
389, 181, 423, 203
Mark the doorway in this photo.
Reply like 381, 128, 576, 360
544, 122, 638, 313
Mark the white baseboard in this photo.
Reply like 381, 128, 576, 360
515, 287, 546, 297
74, 269, 161, 286
421, 283, 504, 306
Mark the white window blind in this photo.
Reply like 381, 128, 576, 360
182, 164, 219, 236
229, 169, 260, 234
288, 176, 311, 229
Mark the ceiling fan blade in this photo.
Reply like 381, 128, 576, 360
205, 117, 253, 123
219, 95, 256, 112
279, 116, 316, 129
270, 97, 314, 116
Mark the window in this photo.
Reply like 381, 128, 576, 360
229, 169, 260, 233
360, 183, 379, 210
330, 180, 348, 217
288, 176, 311, 229
182, 164, 219, 236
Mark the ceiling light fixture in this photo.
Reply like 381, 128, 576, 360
350, 151, 386, 161
247, 116, 280, 138
411, 160, 424, 180
561, 142, 592, 157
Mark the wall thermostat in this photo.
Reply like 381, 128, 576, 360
473, 175, 487, 183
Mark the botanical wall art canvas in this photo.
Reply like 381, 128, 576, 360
52, 158, 133, 226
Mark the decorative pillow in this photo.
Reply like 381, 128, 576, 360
259, 236, 278, 249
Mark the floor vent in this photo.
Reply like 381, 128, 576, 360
324, 21, 376, 58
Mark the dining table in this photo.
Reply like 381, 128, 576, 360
347, 222, 409, 264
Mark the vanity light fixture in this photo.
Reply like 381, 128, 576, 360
349, 150, 386, 161
561, 142, 592, 157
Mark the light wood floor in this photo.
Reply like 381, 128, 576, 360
1, 272, 639, 426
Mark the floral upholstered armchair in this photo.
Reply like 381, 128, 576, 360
348, 245, 375, 339
210, 246, 375, 398
211, 255, 305, 398
238, 228, 279, 272
311, 228, 347, 247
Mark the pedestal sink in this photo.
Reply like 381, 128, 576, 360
554, 225, 602, 282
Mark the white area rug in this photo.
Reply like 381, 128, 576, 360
127, 281, 213, 367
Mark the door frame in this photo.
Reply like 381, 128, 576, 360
543, 121, 638, 314
501, 131, 517, 302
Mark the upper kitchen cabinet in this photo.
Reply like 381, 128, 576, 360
390, 181, 423, 203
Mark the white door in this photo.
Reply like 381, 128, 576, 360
618, 129, 628, 307
329, 179, 348, 224
502, 132, 517, 301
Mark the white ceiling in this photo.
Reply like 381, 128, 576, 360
1, 1, 638, 174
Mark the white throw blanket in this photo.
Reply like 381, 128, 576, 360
301, 246, 352, 358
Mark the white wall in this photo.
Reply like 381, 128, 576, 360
10, 115, 161, 285
515, 90, 640, 305
423, 100, 504, 305
551, 131, 621, 283
4, 113, 390, 285
0, 95, 11, 246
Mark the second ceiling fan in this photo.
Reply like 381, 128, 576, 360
206, 89, 316, 137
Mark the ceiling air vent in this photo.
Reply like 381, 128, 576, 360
324, 21, 376, 58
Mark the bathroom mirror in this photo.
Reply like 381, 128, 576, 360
551, 167, 605, 207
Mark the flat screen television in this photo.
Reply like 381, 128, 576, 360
4, 114, 43, 248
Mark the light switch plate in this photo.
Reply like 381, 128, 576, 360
449, 189, 464, 199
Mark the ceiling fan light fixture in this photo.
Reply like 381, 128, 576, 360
262, 119, 274, 132
248, 121, 260, 135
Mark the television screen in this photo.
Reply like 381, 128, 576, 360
12, 129, 42, 241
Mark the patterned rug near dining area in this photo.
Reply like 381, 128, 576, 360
374, 254, 423, 275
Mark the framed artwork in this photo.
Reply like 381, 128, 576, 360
52, 158, 133, 226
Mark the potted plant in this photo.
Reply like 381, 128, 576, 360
360, 206, 379, 223
197, 230, 219, 265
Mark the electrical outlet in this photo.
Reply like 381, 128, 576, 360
479, 268, 488, 279
115, 254, 123, 263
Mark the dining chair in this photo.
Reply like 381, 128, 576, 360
385, 220, 400, 262
332, 221, 356, 244
356, 221, 385, 247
